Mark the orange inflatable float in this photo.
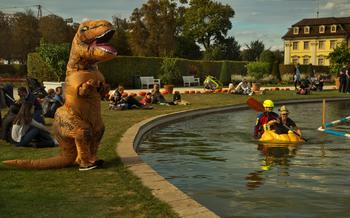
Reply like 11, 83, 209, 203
3, 20, 117, 170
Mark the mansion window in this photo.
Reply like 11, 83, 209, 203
292, 56, 299, 64
319, 25, 325, 33
318, 41, 325, 49
304, 41, 309, 50
330, 40, 336, 49
293, 27, 299, 34
303, 57, 309, 65
304, 26, 310, 34
293, 42, 298, 50
331, 25, 337, 33
318, 57, 324, 65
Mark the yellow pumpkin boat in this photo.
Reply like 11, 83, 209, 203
259, 130, 305, 143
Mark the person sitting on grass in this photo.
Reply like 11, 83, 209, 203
0, 104, 20, 143
110, 85, 152, 110
51, 86, 64, 115
42, 88, 55, 117
11, 102, 56, 148
232, 79, 253, 96
42, 87, 64, 118
172, 91, 190, 105
227, 83, 235, 94
139, 92, 152, 106
17, 87, 45, 124
311, 74, 324, 91
151, 84, 168, 105
296, 79, 311, 95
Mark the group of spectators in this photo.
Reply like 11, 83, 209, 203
109, 84, 189, 110
294, 63, 324, 95
227, 79, 254, 96
0, 86, 63, 148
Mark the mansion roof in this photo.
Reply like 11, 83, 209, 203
282, 16, 350, 39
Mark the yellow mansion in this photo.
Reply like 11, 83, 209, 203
282, 16, 350, 66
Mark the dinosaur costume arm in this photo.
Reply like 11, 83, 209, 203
78, 79, 100, 97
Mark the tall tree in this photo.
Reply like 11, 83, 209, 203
128, 0, 177, 57
218, 36, 240, 60
183, 0, 235, 50
128, 8, 149, 56
203, 36, 240, 60
0, 11, 11, 61
38, 15, 71, 44
10, 10, 40, 63
174, 36, 201, 59
241, 40, 265, 61
111, 16, 132, 56
328, 42, 350, 74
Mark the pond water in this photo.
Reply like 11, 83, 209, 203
138, 101, 350, 218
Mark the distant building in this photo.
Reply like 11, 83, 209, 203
282, 16, 350, 66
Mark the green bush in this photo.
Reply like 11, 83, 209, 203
36, 42, 70, 82
159, 58, 182, 85
27, 53, 56, 81
247, 62, 270, 80
0, 64, 27, 77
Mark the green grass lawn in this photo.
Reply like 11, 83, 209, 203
0, 90, 348, 218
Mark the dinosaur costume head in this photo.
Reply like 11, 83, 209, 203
67, 20, 117, 73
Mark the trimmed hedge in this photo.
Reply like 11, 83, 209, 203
0, 64, 27, 77
27, 53, 248, 87
98, 56, 248, 88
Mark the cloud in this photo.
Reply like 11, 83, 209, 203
321, 0, 350, 15
323, 2, 335, 10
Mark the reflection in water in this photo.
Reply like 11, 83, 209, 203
139, 101, 350, 218
245, 143, 299, 190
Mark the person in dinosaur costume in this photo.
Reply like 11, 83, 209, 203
3, 20, 117, 170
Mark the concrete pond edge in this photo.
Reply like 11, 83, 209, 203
116, 97, 349, 218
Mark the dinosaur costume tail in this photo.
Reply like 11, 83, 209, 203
2, 155, 75, 169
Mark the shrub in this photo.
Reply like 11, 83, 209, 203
36, 41, 70, 82
247, 62, 270, 80
27, 53, 55, 81
159, 58, 182, 85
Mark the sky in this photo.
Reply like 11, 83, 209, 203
1, 0, 350, 50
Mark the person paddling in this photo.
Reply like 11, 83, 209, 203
272, 105, 302, 137
254, 99, 279, 139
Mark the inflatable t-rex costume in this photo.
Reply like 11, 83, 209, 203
3, 20, 117, 169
